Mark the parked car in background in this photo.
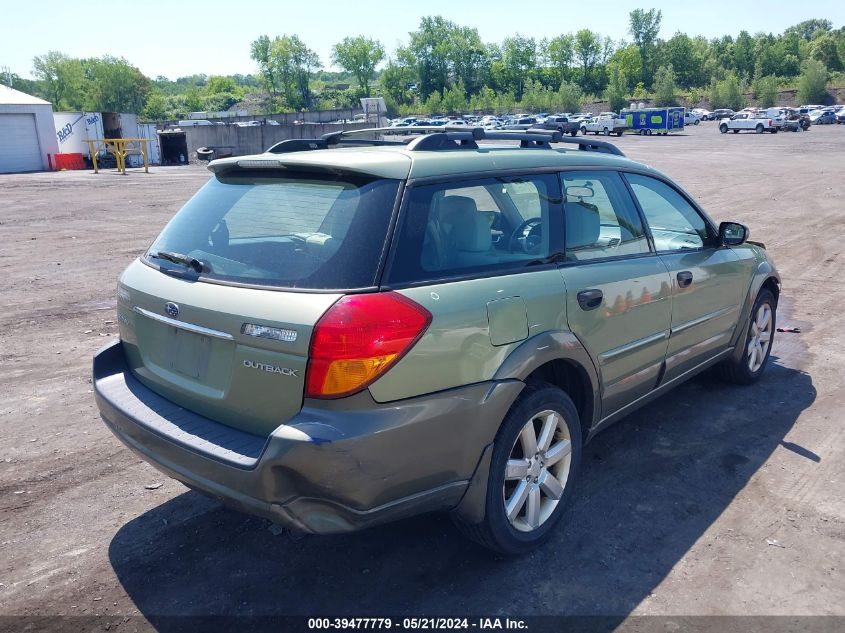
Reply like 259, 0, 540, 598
692, 108, 713, 120
684, 111, 701, 125
777, 107, 810, 131
810, 111, 837, 125
542, 115, 581, 136
502, 116, 539, 130
837, 110, 845, 124
580, 114, 627, 136
719, 113, 779, 134
711, 109, 736, 121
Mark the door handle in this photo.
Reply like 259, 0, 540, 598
577, 289, 604, 311
677, 271, 693, 288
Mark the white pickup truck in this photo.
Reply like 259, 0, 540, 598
580, 113, 627, 136
719, 112, 779, 134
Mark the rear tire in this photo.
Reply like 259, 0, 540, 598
616, 130, 623, 136
570, 130, 578, 137
717, 289, 776, 385
453, 382, 582, 555
755, 124, 764, 134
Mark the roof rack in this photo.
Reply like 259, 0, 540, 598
265, 126, 625, 157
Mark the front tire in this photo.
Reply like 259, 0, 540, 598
720, 124, 728, 134
718, 289, 776, 385
454, 383, 582, 555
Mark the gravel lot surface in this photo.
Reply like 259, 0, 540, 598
1, 123, 843, 629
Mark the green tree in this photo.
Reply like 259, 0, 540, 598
556, 80, 583, 112
32, 51, 85, 108
82, 56, 150, 113
206, 75, 238, 94
664, 33, 703, 88
501, 34, 536, 100
733, 31, 755, 79
447, 26, 487, 95
797, 59, 828, 103
545, 34, 575, 85
250, 35, 279, 101
711, 72, 746, 110
609, 44, 642, 91
441, 81, 468, 112
810, 33, 843, 71
405, 16, 453, 99
267, 34, 321, 109
331, 36, 385, 94
751, 75, 779, 107
653, 64, 678, 105
628, 8, 662, 86
378, 60, 415, 106
784, 19, 832, 41
604, 64, 628, 112
574, 29, 601, 88
141, 91, 168, 120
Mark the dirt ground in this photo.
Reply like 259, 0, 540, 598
1, 123, 844, 629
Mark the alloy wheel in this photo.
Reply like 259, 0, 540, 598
747, 303, 772, 372
502, 410, 572, 532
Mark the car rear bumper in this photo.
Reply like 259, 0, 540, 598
94, 340, 522, 534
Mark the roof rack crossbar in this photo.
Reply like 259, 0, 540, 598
265, 125, 626, 156
524, 128, 625, 156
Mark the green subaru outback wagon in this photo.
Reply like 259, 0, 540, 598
94, 127, 780, 554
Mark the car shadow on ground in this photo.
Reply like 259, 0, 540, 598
109, 357, 815, 626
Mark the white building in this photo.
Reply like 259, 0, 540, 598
0, 85, 60, 173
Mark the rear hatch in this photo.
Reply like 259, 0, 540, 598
117, 165, 403, 436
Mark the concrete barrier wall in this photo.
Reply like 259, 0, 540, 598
184, 122, 373, 159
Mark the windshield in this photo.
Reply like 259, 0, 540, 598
145, 170, 400, 290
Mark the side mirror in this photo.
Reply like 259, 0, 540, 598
719, 221, 749, 246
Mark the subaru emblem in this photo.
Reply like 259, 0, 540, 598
165, 302, 180, 318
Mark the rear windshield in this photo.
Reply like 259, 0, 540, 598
145, 170, 400, 289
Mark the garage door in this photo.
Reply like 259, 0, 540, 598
0, 113, 43, 173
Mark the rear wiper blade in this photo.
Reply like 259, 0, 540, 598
150, 250, 210, 274
526, 252, 567, 266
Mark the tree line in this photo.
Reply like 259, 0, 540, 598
2, 12, 842, 120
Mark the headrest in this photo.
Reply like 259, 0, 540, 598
564, 201, 600, 250
451, 212, 491, 252
437, 195, 478, 225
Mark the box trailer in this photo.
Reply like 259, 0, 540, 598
621, 107, 685, 135
54, 112, 104, 159
137, 123, 162, 165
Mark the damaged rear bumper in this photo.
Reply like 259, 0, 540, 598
94, 340, 522, 534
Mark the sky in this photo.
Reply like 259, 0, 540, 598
1, 0, 843, 80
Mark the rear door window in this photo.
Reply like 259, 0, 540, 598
388, 174, 561, 284
145, 170, 400, 289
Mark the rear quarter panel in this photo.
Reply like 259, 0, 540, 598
368, 269, 568, 402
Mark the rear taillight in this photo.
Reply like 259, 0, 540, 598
306, 292, 432, 399
769, 120, 773, 127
